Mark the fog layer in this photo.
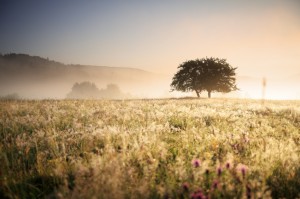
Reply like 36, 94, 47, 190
0, 54, 299, 100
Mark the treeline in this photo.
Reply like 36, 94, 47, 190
0, 82, 131, 100
0, 53, 70, 83
0, 53, 64, 68
66, 82, 131, 99
0, 93, 20, 100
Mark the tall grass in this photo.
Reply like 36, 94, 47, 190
0, 99, 299, 198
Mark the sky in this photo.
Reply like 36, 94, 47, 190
1, 0, 300, 78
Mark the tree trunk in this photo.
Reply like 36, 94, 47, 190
195, 91, 200, 98
208, 91, 211, 98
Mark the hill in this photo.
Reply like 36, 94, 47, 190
0, 54, 171, 99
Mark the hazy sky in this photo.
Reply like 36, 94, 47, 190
1, 0, 300, 78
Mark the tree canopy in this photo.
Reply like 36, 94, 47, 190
66, 82, 131, 99
170, 57, 238, 98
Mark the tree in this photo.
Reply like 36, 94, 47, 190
170, 57, 238, 98
66, 82, 131, 99
66, 81, 100, 99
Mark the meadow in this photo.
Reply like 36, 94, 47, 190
0, 98, 299, 199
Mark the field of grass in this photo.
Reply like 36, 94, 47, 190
0, 98, 299, 199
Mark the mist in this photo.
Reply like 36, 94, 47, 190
0, 54, 172, 99
1, 54, 299, 100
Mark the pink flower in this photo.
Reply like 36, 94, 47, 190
191, 190, 206, 199
226, 162, 231, 169
236, 164, 248, 178
217, 166, 222, 176
212, 180, 219, 189
241, 166, 247, 177
192, 159, 201, 168
182, 182, 189, 192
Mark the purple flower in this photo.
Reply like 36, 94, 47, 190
191, 190, 205, 199
205, 169, 210, 175
246, 184, 251, 199
212, 180, 218, 189
182, 182, 189, 192
236, 164, 248, 178
241, 166, 247, 178
217, 166, 222, 176
192, 159, 201, 168
226, 162, 231, 169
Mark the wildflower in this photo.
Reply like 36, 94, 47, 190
217, 166, 222, 176
205, 169, 210, 175
212, 180, 218, 189
191, 190, 205, 199
225, 162, 231, 169
241, 166, 247, 178
192, 159, 201, 168
246, 184, 251, 199
182, 182, 189, 192
236, 164, 248, 179
163, 192, 169, 199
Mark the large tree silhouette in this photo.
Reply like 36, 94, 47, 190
171, 57, 238, 98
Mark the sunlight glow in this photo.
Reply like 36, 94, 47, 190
240, 87, 299, 100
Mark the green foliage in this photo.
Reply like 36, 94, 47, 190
0, 99, 299, 198
267, 162, 300, 199
1, 176, 62, 199
170, 57, 238, 98
168, 116, 188, 131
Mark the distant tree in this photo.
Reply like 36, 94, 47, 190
66, 81, 100, 99
1, 93, 20, 100
170, 57, 238, 98
66, 82, 131, 99
101, 84, 122, 99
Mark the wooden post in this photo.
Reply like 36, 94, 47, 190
262, 77, 266, 105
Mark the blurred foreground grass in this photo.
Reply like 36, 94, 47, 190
0, 99, 299, 198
